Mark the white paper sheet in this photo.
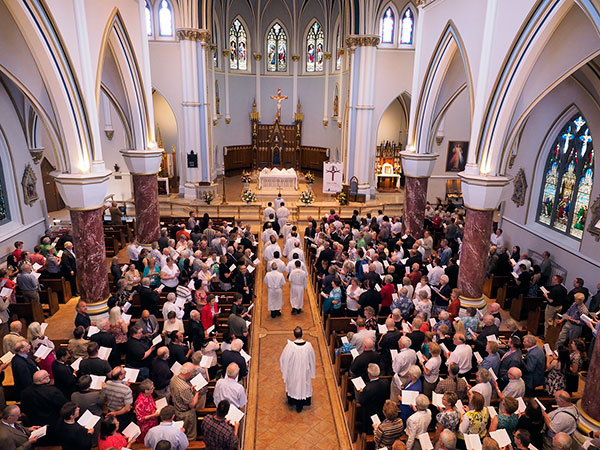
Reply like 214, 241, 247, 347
490, 429, 511, 447
71, 357, 82, 371
401, 390, 419, 406
417, 432, 434, 450
190, 372, 208, 391
87, 326, 100, 337
378, 324, 387, 334
350, 348, 359, 359
240, 349, 251, 363
200, 355, 213, 367
170, 361, 182, 375
30, 425, 47, 439
226, 404, 245, 424
122, 422, 141, 441
464, 434, 482, 450
432, 392, 444, 408
155, 397, 168, 412
89, 375, 105, 390
517, 397, 527, 414
124, 367, 139, 383
0, 352, 14, 364
487, 405, 497, 418
370, 414, 381, 425
98, 346, 112, 361
77, 410, 101, 429
152, 335, 162, 346
34, 345, 52, 359
351, 377, 366, 391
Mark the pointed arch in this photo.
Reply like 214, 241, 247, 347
96, 9, 149, 150
265, 19, 288, 73
304, 19, 325, 72
212, 14, 221, 67
333, 16, 342, 70
378, 2, 398, 46
410, 21, 474, 155
145, 1, 153, 37
229, 16, 250, 71
477, 1, 600, 175
399, 3, 416, 46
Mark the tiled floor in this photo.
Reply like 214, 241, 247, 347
243, 241, 352, 450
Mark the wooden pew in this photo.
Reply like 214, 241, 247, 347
483, 275, 509, 299
10, 301, 45, 325
39, 277, 72, 304
104, 234, 121, 257
510, 295, 544, 321
40, 287, 59, 316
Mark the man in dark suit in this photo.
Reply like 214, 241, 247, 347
51, 348, 77, 399
221, 339, 247, 378
11, 341, 38, 396
135, 310, 160, 339
20, 370, 67, 438
358, 281, 382, 313
138, 278, 160, 316
235, 265, 254, 303
358, 363, 390, 433
126, 325, 155, 380
186, 310, 205, 352
90, 319, 118, 367
497, 336, 523, 389
74, 300, 91, 330
472, 315, 499, 354
406, 318, 426, 351
60, 241, 78, 296
0, 405, 40, 448
522, 334, 545, 395
315, 241, 335, 269
349, 338, 381, 383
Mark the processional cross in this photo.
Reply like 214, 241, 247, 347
270, 88, 288, 122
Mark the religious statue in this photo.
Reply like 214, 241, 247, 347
270, 88, 288, 123
333, 93, 339, 118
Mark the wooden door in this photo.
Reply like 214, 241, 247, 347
41, 158, 65, 212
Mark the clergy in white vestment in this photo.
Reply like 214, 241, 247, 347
283, 233, 301, 257
289, 245, 305, 263
262, 227, 278, 244
274, 195, 285, 210
265, 262, 286, 318
286, 256, 307, 275
281, 223, 293, 243
276, 202, 290, 233
279, 326, 316, 412
288, 261, 307, 314
268, 255, 286, 273
263, 239, 282, 263
263, 202, 276, 222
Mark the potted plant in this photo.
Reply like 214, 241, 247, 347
241, 171, 252, 189
241, 189, 257, 205
299, 190, 315, 205
335, 191, 348, 206
202, 191, 214, 205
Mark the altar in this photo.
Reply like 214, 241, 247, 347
258, 167, 298, 190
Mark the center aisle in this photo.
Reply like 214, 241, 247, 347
243, 238, 352, 450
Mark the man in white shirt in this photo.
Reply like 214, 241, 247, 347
213, 363, 247, 409
286, 255, 307, 275
267, 252, 286, 273
350, 318, 376, 354
283, 232, 302, 258
288, 261, 307, 314
501, 367, 525, 398
392, 336, 417, 378
490, 228, 504, 249
265, 263, 286, 318
427, 258, 445, 286
444, 333, 472, 374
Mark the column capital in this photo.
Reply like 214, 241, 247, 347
400, 151, 438, 178
253, 53, 262, 61
324, 52, 332, 60
176, 28, 211, 43
459, 173, 511, 210
120, 149, 163, 176
292, 55, 300, 62
53, 170, 111, 211
345, 35, 380, 48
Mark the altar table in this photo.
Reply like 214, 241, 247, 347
258, 168, 298, 190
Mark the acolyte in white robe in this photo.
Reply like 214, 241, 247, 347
263, 243, 282, 262
283, 236, 301, 257
280, 339, 316, 400
288, 268, 307, 309
264, 270, 286, 311
267, 258, 286, 273
276, 206, 290, 230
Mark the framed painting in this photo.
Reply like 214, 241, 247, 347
446, 141, 469, 172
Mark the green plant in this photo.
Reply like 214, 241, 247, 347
299, 190, 315, 205
202, 191, 214, 204
335, 191, 348, 206
304, 171, 315, 184
241, 189, 257, 203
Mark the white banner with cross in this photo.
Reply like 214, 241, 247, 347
323, 162, 343, 193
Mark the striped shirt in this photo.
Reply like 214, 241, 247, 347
170, 375, 194, 412
102, 380, 133, 412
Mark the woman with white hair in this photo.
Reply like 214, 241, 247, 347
345, 278, 363, 317
28, 321, 55, 377
412, 275, 431, 301
471, 368, 493, 406
198, 263, 213, 292
432, 274, 452, 315
405, 394, 432, 450
398, 365, 423, 424
414, 290, 433, 320
162, 292, 184, 320
108, 306, 128, 345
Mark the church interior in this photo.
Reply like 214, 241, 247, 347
1, 0, 600, 448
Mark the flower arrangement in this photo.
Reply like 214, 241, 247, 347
241, 171, 252, 183
304, 172, 315, 184
202, 191, 214, 205
299, 190, 315, 205
241, 189, 257, 203
394, 162, 402, 174
335, 191, 348, 206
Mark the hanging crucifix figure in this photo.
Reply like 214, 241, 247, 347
270, 88, 288, 123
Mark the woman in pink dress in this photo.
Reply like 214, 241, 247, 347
134, 379, 160, 442
28, 321, 55, 378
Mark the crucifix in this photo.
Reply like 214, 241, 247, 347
270, 88, 288, 122
326, 164, 340, 181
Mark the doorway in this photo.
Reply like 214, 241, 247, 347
41, 158, 65, 212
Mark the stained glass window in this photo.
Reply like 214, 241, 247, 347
230, 19, 247, 70
537, 113, 594, 239
400, 8, 414, 44
158, 0, 173, 37
266, 22, 287, 72
336, 25, 342, 70
306, 21, 324, 72
145, 1, 152, 37
381, 7, 395, 44
0, 160, 8, 224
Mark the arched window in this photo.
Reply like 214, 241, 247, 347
230, 18, 248, 70
145, 1, 152, 37
335, 24, 342, 70
266, 22, 287, 72
537, 114, 594, 239
380, 7, 395, 44
306, 21, 324, 72
158, 0, 173, 37
0, 160, 8, 225
399, 8, 414, 44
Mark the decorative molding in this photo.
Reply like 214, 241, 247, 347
213, 119, 218, 126
291, 55, 300, 62
104, 129, 114, 141
323, 120, 328, 126
345, 35, 380, 48
511, 168, 527, 207
210, 44, 217, 52
338, 49, 344, 56
508, 154, 517, 169
29, 148, 44, 164
222, 49, 230, 57
587, 195, 600, 241
176, 28, 211, 43
21, 164, 38, 206
225, 117, 231, 124
324, 53, 332, 60
253, 53, 262, 61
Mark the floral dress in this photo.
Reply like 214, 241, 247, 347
437, 410, 460, 433
545, 360, 566, 396
463, 409, 489, 439
134, 393, 159, 442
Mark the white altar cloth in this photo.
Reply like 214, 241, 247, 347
259, 168, 298, 190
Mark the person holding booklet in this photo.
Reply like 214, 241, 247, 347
135, 378, 161, 442
144, 405, 189, 450
555, 292, 589, 347
56, 402, 94, 450
97, 415, 135, 450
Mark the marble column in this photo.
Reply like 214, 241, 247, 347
457, 208, 494, 301
582, 337, 600, 421
132, 174, 160, 244
70, 208, 109, 303
404, 176, 428, 238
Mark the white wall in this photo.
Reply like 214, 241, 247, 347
377, 98, 407, 144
